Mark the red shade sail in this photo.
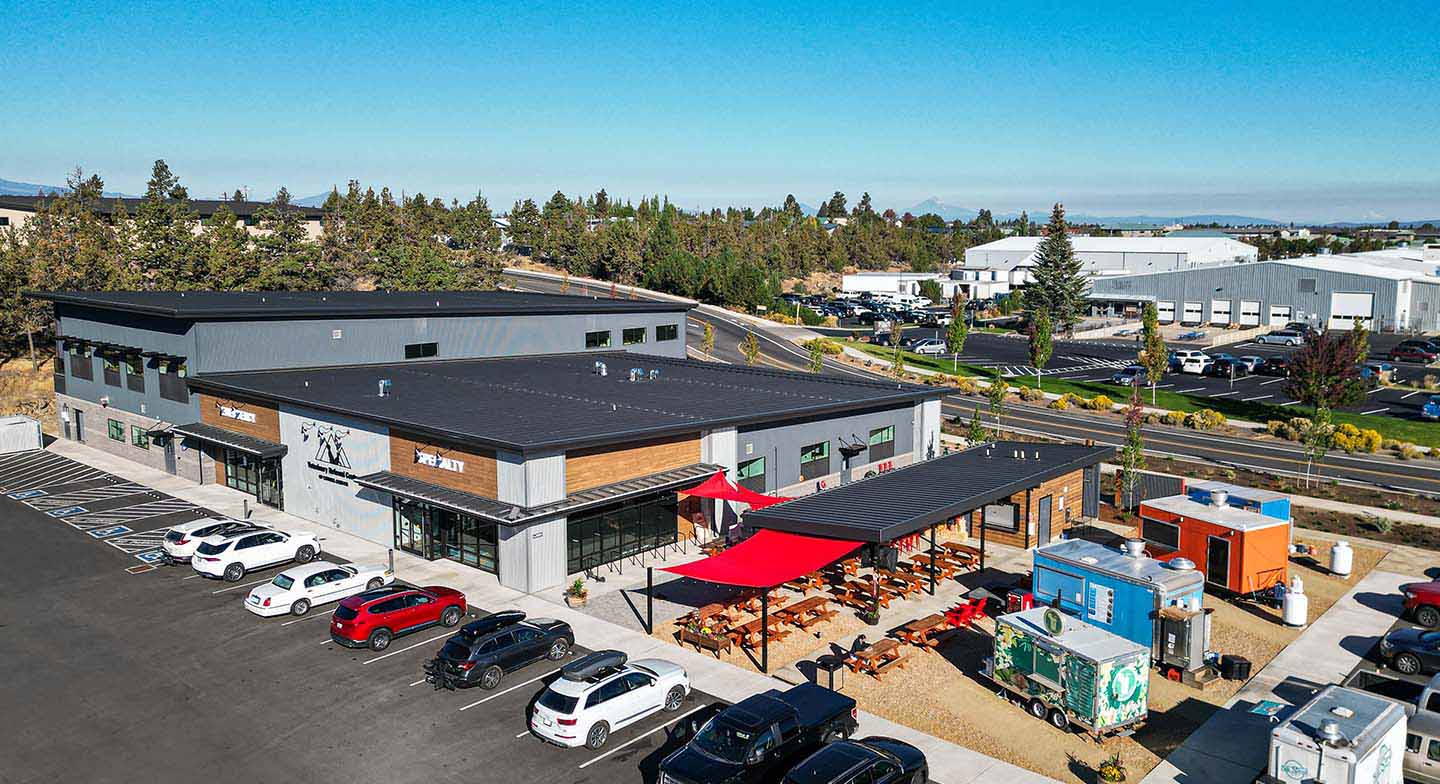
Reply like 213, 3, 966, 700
680, 469, 788, 510
660, 529, 861, 588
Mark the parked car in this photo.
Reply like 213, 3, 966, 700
1258, 356, 1292, 377
1257, 329, 1306, 346
1404, 581, 1440, 628
909, 338, 946, 356
1390, 340, 1440, 364
1174, 350, 1212, 375
244, 561, 394, 617
161, 517, 263, 565
1206, 357, 1250, 379
1361, 362, 1399, 386
918, 310, 952, 328
1236, 355, 1266, 373
1380, 628, 1440, 676
191, 528, 321, 582
660, 683, 859, 783
1423, 395, 1440, 422
424, 610, 573, 690
782, 737, 928, 784
1110, 365, 1146, 386
1284, 322, 1321, 339
330, 584, 467, 651
530, 650, 689, 749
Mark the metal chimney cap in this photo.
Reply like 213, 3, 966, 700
1317, 718, 1348, 746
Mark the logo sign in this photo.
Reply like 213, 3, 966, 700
47, 506, 87, 517
88, 525, 132, 539
415, 449, 464, 473
301, 421, 355, 485
8, 489, 47, 500
217, 404, 257, 424
1280, 760, 1308, 779
1043, 607, 1065, 636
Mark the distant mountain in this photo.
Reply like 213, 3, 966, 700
904, 198, 980, 222
1322, 219, 1440, 229
293, 192, 333, 208
1062, 213, 1284, 227
0, 177, 132, 198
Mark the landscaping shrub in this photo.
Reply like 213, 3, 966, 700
822, 315, 840, 328
1145, 412, 1163, 425
1288, 417, 1313, 436
1048, 394, 1071, 410
953, 376, 980, 394
1017, 385, 1046, 402
1163, 410, 1187, 426
1396, 442, 1426, 461
767, 311, 799, 325
802, 338, 842, 356
1185, 409, 1226, 431
1086, 394, 1115, 411
1423, 373, 1440, 391
1332, 423, 1382, 453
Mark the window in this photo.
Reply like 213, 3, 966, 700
125, 355, 145, 392
799, 441, 831, 481
983, 503, 1018, 532
103, 356, 121, 387
867, 425, 895, 462
404, 342, 438, 359
1429, 739, 1440, 763
370, 597, 405, 614
566, 492, 680, 575
1141, 517, 1180, 551
158, 361, 188, 403
656, 324, 678, 342
1298, 278, 1317, 293
585, 330, 612, 349
623, 327, 646, 345
107, 419, 124, 441
69, 345, 93, 381
736, 457, 767, 493
130, 425, 149, 450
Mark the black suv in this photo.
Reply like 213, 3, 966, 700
783, 737, 928, 784
424, 610, 573, 690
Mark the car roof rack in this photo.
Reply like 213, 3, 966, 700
561, 650, 627, 682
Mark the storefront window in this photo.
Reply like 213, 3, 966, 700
223, 448, 259, 495
867, 425, 895, 462
736, 457, 766, 493
567, 492, 679, 575
391, 498, 496, 574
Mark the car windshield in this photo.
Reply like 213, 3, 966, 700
271, 574, 295, 590
196, 541, 231, 555
333, 605, 359, 621
164, 530, 184, 542
691, 718, 754, 764
537, 690, 578, 714
439, 640, 472, 661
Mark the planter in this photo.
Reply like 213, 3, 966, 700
564, 593, 588, 608
861, 614, 881, 627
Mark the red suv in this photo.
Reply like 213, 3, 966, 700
1389, 341, 1440, 364
1403, 581, 1440, 628
331, 585, 467, 651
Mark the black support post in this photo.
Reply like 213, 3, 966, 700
761, 590, 769, 674
870, 544, 881, 619
928, 523, 937, 595
646, 567, 654, 634
978, 510, 987, 571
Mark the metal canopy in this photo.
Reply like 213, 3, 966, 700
169, 422, 287, 459
741, 441, 1114, 543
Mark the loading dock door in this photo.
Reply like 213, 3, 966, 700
1210, 299, 1232, 325
1157, 301, 1176, 323
1328, 292, 1374, 330
1269, 304, 1292, 326
1239, 300, 1261, 327
1182, 302, 1203, 325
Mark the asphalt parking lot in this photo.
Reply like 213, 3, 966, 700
0, 450, 723, 784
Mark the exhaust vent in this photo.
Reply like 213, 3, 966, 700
377, 379, 392, 397
593, 361, 608, 377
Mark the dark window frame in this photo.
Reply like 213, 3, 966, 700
585, 330, 612, 349
125, 355, 145, 392
867, 425, 895, 462
69, 346, 93, 381
404, 342, 438, 359
107, 418, 125, 441
130, 425, 149, 450
736, 457, 767, 493
102, 355, 122, 387
158, 361, 189, 403
1141, 517, 1180, 551
799, 441, 831, 481
656, 324, 679, 342
622, 327, 646, 345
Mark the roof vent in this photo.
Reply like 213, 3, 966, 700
1168, 557, 1196, 571
1033, 450, 1040, 460
1122, 539, 1146, 558
594, 360, 607, 377
377, 379, 392, 397
1317, 719, 1349, 747
1210, 488, 1230, 507
649, 369, 661, 381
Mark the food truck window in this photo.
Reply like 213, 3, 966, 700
1141, 518, 1179, 551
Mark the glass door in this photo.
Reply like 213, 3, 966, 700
393, 499, 433, 559
257, 459, 283, 509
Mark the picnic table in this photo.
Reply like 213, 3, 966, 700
776, 596, 837, 630
847, 638, 908, 679
726, 613, 793, 649
939, 542, 981, 566
785, 571, 826, 594
877, 569, 923, 597
676, 602, 733, 627
909, 554, 959, 580
835, 557, 860, 577
829, 579, 892, 610
729, 589, 785, 615
897, 613, 950, 650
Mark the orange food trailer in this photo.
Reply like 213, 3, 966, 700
1137, 492, 1290, 595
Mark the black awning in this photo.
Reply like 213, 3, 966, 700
170, 422, 287, 459
354, 472, 521, 524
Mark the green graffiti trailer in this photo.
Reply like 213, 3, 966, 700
982, 606, 1150, 740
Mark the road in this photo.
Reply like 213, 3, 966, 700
503, 270, 1440, 496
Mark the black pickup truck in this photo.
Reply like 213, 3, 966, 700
659, 683, 858, 784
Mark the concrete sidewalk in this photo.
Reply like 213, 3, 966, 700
47, 439, 1057, 784
1141, 568, 1413, 784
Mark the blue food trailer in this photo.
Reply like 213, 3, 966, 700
1186, 480, 1290, 522
1032, 539, 1210, 680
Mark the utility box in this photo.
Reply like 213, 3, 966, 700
986, 606, 1150, 739
0, 415, 43, 455
1262, 685, 1405, 784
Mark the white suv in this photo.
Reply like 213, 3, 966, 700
530, 650, 689, 749
1174, 350, 1213, 375
909, 338, 947, 356
161, 518, 263, 564
192, 528, 321, 582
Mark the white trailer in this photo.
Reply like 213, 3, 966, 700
0, 415, 43, 454
1262, 685, 1405, 784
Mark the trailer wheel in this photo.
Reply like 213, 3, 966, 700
1047, 708, 1070, 731
1027, 698, 1048, 720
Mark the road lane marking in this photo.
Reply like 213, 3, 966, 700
1259, 378, 1284, 386
361, 631, 454, 665
577, 703, 710, 769
458, 669, 561, 711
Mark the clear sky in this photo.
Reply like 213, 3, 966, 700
2, 0, 1437, 222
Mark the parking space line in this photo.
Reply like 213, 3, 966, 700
1279, 400, 1301, 406
183, 574, 201, 580
281, 612, 337, 627
1402, 390, 1422, 399
1208, 390, 1238, 398
1259, 378, 1284, 386
362, 631, 454, 665
1361, 407, 1390, 415
1155, 383, 1174, 389
458, 669, 560, 711
211, 576, 274, 595
1177, 387, 1204, 393
410, 678, 428, 687
515, 729, 531, 738
577, 703, 710, 770
1242, 395, 1272, 402
1368, 387, 1384, 395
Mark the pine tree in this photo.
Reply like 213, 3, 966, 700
1028, 203, 1087, 334
132, 159, 201, 288
967, 404, 987, 444
1028, 309, 1053, 389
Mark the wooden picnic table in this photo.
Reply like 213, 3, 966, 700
938, 542, 981, 566
829, 579, 893, 610
785, 572, 825, 594
776, 596, 837, 630
909, 554, 960, 580
835, 557, 860, 577
897, 613, 950, 649
847, 638, 909, 679
677, 602, 733, 626
729, 588, 785, 615
877, 569, 923, 597
726, 613, 793, 648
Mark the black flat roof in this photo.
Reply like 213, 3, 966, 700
186, 352, 944, 452
742, 441, 1113, 542
28, 290, 690, 319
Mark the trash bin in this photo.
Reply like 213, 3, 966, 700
815, 654, 846, 692
1221, 654, 1252, 681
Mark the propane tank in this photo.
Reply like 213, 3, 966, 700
1283, 575, 1308, 627
1330, 541, 1354, 578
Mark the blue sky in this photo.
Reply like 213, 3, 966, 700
2, 0, 1437, 222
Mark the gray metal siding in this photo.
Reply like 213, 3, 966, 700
192, 311, 686, 372
736, 405, 916, 492
1408, 281, 1440, 332
498, 524, 529, 591
278, 404, 394, 543
526, 515, 567, 591
55, 305, 200, 424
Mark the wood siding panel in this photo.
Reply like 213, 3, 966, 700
389, 430, 498, 498
983, 469, 1087, 549
197, 392, 281, 442
565, 434, 701, 494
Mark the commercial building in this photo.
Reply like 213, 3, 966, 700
0, 195, 328, 238
840, 271, 961, 300
31, 290, 943, 592
1089, 246, 1440, 331
965, 236, 1258, 278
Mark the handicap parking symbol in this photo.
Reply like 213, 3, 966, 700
7, 489, 47, 500
47, 506, 88, 518
87, 525, 132, 539
133, 550, 166, 565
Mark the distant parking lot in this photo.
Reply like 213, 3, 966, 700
0, 450, 723, 784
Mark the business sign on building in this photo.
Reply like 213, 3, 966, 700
279, 405, 391, 544
217, 404, 257, 424
415, 449, 464, 473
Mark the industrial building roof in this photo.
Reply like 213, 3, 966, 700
186, 352, 943, 452
28, 290, 690, 319
968, 236, 1257, 256
740, 441, 1112, 542
1141, 495, 1289, 533
1035, 539, 1204, 594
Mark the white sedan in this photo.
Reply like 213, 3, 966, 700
192, 528, 322, 582
245, 561, 395, 617
531, 651, 689, 749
